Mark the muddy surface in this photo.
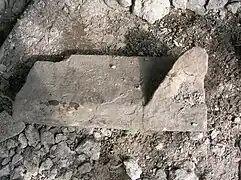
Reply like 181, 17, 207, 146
0, 1, 240, 179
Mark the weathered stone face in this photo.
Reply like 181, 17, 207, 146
13, 47, 208, 131
13, 55, 144, 129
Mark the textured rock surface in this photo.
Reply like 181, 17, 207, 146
124, 158, 142, 180
144, 47, 208, 131
132, 0, 170, 24
206, 0, 229, 9
173, 0, 188, 9
117, 0, 132, 7
13, 55, 143, 130
0, 111, 25, 142
13, 48, 208, 131
186, 0, 206, 15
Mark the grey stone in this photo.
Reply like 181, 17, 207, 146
0, 0, 6, 13
12, 165, 25, 179
183, 161, 196, 171
206, 0, 228, 9
55, 171, 73, 180
155, 169, 167, 180
0, 111, 25, 143
13, 55, 143, 130
47, 168, 58, 180
11, 154, 23, 165
23, 150, 40, 176
144, 47, 208, 131
124, 159, 142, 180
117, 0, 132, 7
52, 142, 74, 159
13, 48, 208, 132
0, 164, 10, 177
132, 0, 170, 24
2, 157, 11, 166
40, 131, 55, 145
18, 133, 28, 149
186, 0, 206, 15
55, 133, 67, 143
39, 158, 53, 172
0, 143, 9, 158
227, 2, 241, 14
78, 162, 92, 174
170, 169, 198, 180
6, 139, 18, 149
25, 125, 40, 146
75, 139, 101, 161
173, 0, 188, 9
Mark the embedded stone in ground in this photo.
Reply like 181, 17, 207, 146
13, 50, 208, 132
13, 55, 143, 130
132, 0, 170, 24
144, 47, 208, 131
0, 111, 25, 142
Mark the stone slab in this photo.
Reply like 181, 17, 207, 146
144, 47, 208, 131
0, 111, 25, 142
13, 50, 208, 132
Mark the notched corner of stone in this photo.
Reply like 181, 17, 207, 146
0, 111, 25, 142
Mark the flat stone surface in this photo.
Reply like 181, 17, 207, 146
132, 0, 170, 24
13, 55, 143, 130
0, 111, 25, 143
206, 0, 228, 9
144, 47, 208, 131
13, 48, 208, 131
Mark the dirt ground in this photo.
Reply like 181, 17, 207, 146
0, 0, 241, 179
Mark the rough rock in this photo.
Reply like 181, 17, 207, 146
186, 0, 206, 15
23, 150, 40, 177
75, 139, 101, 161
55, 133, 67, 143
2, 157, 11, 166
55, 171, 73, 180
124, 159, 142, 180
39, 158, 53, 172
117, 0, 132, 7
6, 139, 18, 149
144, 47, 208, 131
170, 169, 199, 180
52, 142, 74, 160
13, 55, 143, 130
25, 125, 40, 146
12, 165, 25, 179
132, 0, 170, 24
18, 133, 28, 149
0, 164, 10, 177
0, 111, 25, 142
226, 2, 241, 14
78, 162, 92, 174
173, 0, 188, 9
11, 154, 23, 165
206, 0, 228, 9
40, 131, 55, 145
0, 143, 9, 158
155, 169, 167, 180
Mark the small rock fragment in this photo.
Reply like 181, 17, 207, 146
171, 169, 198, 180
206, 0, 228, 9
124, 159, 142, 180
2, 157, 11, 166
68, 127, 76, 133
23, 150, 40, 177
77, 154, 87, 163
186, 0, 206, 15
55, 133, 67, 143
18, 133, 28, 148
190, 132, 204, 141
40, 131, 55, 145
117, 0, 132, 7
0, 111, 25, 143
12, 165, 25, 179
6, 139, 18, 149
25, 125, 40, 146
156, 143, 164, 150
12, 154, 23, 165
173, 0, 188, 9
52, 142, 73, 159
227, 2, 241, 14
211, 129, 219, 139
39, 158, 53, 172
0, 144, 9, 158
132, 0, 170, 24
75, 139, 101, 161
78, 162, 92, 174
0, 165, 10, 177
234, 117, 241, 123
183, 161, 195, 171
55, 171, 73, 180
155, 169, 167, 180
